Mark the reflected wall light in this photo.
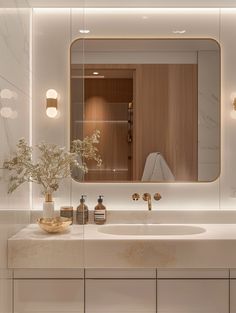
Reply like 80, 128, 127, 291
0, 107, 13, 118
79, 29, 90, 34
230, 95, 236, 119
0, 88, 17, 100
0, 89, 13, 99
0, 88, 18, 119
46, 89, 58, 118
0, 107, 18, 119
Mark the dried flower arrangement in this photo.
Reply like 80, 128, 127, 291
3, 130, 102, 196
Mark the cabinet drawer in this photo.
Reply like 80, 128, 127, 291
157, 279, 229, 313
85, 268, 156, 279
86, 279, 156, 313
14, 279, 84, 313
230, 280, 236, 313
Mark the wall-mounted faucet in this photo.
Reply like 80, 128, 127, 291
132, 192, 161, 211
142, 193, 152, 210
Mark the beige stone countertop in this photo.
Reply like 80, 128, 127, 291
8, 223, 236, 269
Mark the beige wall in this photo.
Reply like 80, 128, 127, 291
32, 8, 222, 211
0, 4, 31, 312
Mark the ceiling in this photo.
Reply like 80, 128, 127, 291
2, 0, 236, 8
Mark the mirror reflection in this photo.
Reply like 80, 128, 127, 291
70, 39, 220, 182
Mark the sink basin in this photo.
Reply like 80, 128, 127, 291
98, 224, 206, 236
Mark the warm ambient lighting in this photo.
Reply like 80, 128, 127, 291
79, 29, 90, 34
172, 30, 186, 34
46, 89, 58, 118
231, 97, 236, 119
93, 72, 99, 75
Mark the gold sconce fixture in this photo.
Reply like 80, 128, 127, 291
46, 89, 58, 118
230, 95, 236, 119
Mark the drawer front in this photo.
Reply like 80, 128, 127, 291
86, 279, 156, 313
14, 279, 84, 313
157, 279, 229, 313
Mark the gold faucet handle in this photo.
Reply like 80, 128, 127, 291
154, 193, 162, 201
142, 193, 151, 201
132, 193, 140, 201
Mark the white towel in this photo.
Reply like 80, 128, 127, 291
141, 152, 175, 182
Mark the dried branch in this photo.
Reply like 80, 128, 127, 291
3, 131, 102, 195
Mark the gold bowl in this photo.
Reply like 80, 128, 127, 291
37, 217, 72, 233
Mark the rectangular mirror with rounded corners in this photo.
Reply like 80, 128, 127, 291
70, 38, 220, 183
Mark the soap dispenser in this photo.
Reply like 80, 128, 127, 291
94, 195, 106, 225
76, 195, 89, 225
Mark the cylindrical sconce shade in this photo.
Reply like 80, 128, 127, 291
46, 89, 58, 118
46, 89, 58, 99
231, 97, 236, 119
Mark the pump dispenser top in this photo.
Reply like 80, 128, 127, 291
80, 195, 86, 203
98, 195, 103, 203
76, 195, 89, 225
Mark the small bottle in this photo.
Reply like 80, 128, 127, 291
76, 195, 89, 225
94, 195, 106, 225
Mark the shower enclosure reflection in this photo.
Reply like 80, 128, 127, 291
70, 39, 220, 183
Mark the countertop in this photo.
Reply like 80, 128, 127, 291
8, 223, 236, 269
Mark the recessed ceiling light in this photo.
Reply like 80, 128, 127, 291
79, 29, 90, 34
93, 72, 99, 75
172, 30, 186, 34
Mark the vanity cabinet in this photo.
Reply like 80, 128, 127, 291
14, 279, 84, 313
157, 270, 229, 313
230, 270, 236, 313
230, 280, 236, 313
14, 278, 156, 313
86, 279, 156, 313
85, 269, 156, 313
157, 279, 229, 313
13, 270, 84, 313
13, 269, 231, 313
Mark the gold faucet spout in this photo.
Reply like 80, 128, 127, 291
142, 193, 152, 211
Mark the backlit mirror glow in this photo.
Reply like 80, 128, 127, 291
70, 38, 220, 183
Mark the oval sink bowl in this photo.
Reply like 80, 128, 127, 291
98, 224, 206, 236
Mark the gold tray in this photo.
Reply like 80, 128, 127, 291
37, 217, 72, 233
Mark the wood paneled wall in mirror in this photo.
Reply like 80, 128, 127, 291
70, 39, 220, 183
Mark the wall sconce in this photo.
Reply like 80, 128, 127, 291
231, 97, 236, 119
46, 89, 58, 118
